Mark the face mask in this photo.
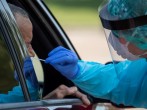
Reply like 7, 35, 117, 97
108, 33, 140, 60
125, 42, 147, 58
14, 57, 39, 88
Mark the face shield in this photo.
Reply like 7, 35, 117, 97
99, 4, 147, 63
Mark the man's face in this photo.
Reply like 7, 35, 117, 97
15, 13, 35, 57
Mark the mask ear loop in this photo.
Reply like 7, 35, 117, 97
137, 51, 147, 57
125, 41, 147, 58
124, 42, 130, 47
31, 57, 45, 62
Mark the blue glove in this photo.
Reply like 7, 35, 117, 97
15, 57, 39, 88
45, 46, 79, 80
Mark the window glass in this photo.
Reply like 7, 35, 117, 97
0, 33, 22, 102
21, 56, 41, 101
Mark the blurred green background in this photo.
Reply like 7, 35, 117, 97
43, 0, 111, 64
44, 0, 107, 27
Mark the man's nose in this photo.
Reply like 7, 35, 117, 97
28, 45, 35, 57
29, 49, 35, 57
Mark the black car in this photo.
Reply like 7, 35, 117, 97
0, 0, 135, 109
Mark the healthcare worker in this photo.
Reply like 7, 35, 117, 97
45, 0, 147, 108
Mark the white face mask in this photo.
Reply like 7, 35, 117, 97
108, 33, 140, 60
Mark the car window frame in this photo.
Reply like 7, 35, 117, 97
0, 99, 82, 110
0, 0, 31, 101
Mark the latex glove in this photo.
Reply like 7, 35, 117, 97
45, 46, 79, 80
15, 57, 38, 88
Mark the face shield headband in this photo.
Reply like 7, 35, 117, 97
99, 5, 147, 30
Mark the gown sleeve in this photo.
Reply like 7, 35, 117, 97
72, 59, 147, 108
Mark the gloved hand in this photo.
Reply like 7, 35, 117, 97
45, 46, 79, 80
14, 57, 39, 88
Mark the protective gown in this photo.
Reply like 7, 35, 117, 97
72, 58, 147, 108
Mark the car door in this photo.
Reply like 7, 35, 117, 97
0, 0, 83, 109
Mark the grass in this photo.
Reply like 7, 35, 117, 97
44, 0, 107, 27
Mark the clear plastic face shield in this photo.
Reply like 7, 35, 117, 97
99, 5, 147, 63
